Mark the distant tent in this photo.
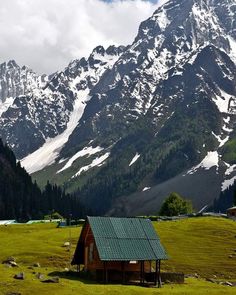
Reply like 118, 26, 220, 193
26, 219, 61, 224
0, 220, 16, 225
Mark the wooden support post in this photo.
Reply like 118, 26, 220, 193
158, 260, 162, 288
105, 262, 108, 284
122, 261, 125, 284
154, 260, 158, 286
142, 261, 145, 284
103, 262, 106, 284
140, 261, 143, 284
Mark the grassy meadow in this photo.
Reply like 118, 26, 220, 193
0, 217, 236, 294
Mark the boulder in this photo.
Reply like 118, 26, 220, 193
33, 263, 40, 268
2, 257, 16, 264
14, 273, 25, 280
9, 261, 18, 267
63, 242, 70, 247
224, 281, 233, 287
36, 273, 44, 280
43, 276, 59, 283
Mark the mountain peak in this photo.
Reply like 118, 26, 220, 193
92, 45, 106, 56
7, 60, 18, 68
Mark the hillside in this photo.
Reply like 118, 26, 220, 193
0, 138, 87, 220
0, 217, 236, 295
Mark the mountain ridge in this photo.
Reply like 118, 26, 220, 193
0, 0, 236, 215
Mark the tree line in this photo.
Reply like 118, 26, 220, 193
0, 139, 89, 221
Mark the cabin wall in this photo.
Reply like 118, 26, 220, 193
84, 224, 152, 272
227, 209, 236, 219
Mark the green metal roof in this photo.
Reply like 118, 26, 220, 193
87, 216, 168, 261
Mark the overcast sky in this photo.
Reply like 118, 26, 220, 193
0, 0, 166, 74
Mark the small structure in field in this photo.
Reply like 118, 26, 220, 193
227, 206, 236, 219
0, 220, 17, 225
71, 216, 168, 286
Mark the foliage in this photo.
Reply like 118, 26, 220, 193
0, 138, 89, 220
44, 211, 64, 220
159, 192, 193, 216
72, 96, 221, 214
222, 137, 236, 164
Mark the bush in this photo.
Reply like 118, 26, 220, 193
44, 211, 63, 220
159, 192, 193, 216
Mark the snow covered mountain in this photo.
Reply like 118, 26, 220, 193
0, 45, 125, 159
0, 0, 236, 215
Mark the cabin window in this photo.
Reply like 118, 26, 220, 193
89, 243, 94, 262
129, 260, 137, 264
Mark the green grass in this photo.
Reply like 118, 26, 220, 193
0, 217, 236, 294
156, 217, 236, 278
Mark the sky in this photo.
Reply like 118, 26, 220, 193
0, 0, 166, 74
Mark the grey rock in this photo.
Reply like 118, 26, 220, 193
224, 281, 233, 287
9, 261, 18, 267
14, 272, 25, 280
43, 276, 59, 283
2, 257, 16, 264
35, 273, 44, 280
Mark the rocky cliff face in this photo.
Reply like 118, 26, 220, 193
0, 46, 125, 159
0, 0, 236, 215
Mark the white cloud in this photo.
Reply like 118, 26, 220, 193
0, 0, 166, 74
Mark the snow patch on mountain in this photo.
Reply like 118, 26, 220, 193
129, 153, 140, 167
212, 132, 229, 148
154, 8, 170, 31
221, 163, 236, 191
222, 175, 236, 191
0, 97, 14, 116
57, 145, 104, 174
21, 90, 90, 174
72, 152, 110, 178
187, 151, 219, 175
228, 36, 236, 63
213, 88, 233, 113
143, 187, 151, 192
225, 164, 236, 176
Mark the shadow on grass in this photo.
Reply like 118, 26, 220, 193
47, 271, 160, 288
45, 271, 161, 288
47, 271, 100, 285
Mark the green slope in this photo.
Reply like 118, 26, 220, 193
0, 217, 236, 294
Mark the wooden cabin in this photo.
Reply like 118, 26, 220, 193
227, 206, 236, 219
71, 216, 168, 286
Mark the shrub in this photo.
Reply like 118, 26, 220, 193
159, 192, 193, 216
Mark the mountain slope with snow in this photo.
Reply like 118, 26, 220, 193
1, 0, 236, 215
0, 45, 125, 159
